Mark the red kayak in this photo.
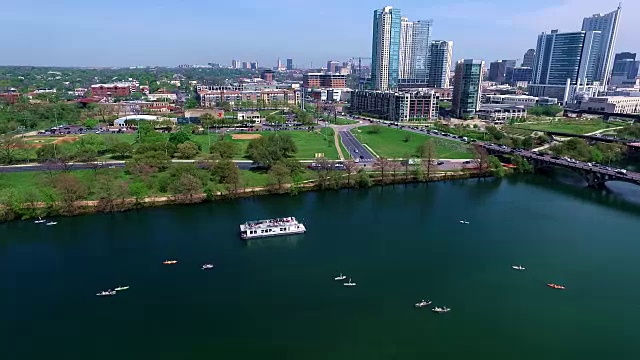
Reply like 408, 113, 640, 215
547, 283, 566, 290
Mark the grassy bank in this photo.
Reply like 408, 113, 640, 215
351, 126, 474, 159
0, 168, 486, 221
514, 119, 617, 134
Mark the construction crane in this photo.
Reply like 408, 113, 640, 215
349, 57, 372, 90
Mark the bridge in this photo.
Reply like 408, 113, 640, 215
481, 143, 640, 188
563, 108, 640, 123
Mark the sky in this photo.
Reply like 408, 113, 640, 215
1, 0, 637, 68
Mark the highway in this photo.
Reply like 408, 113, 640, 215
339, 130, 376, 162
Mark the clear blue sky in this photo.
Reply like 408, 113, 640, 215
1, 0, 636, 67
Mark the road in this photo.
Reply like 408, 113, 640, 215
339, 130, 376, 162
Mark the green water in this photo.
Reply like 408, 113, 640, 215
2, 176, 640, 359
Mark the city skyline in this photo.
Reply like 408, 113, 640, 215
0, 0, 637, 67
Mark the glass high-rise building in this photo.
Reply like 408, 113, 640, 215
399, 18, 432, 81
581, 5, 621, 86
611, 52, 640, 86
428, 40, 453, 88
452, 59, 484, 118
371, 6, 401, 91
532, 30, 601, 86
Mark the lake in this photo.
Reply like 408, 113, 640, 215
2, 175, 640, 359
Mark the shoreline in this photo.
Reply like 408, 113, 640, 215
1, 171, 488, 222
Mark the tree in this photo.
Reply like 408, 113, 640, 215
313, 157, 332, 189
472, 144, 490, 174
343, 160, 357, 187
403, 134, 411, 143
51, 173, 88, 214
268, 163, 292, 193
245, 133, 297, 167
169, 173, 203, 202
168, 130, 192, 146
110, 141, 134, 159
175, 141, 200, 159
510, 154, 533, 174
356, 168, 372, 188
95, 172, 129, 212
126, 151, 171, 176
211, 159, 240, 185
0, 134, 25, 164
373, 157, 391, 184
487, 156, 506, 177
184, 98, 199, 109
389, 161, 401, 183
129, 182, 149, 205
417, 139, 436, 180
84, 118, 99, 129
209, 140, 239, 159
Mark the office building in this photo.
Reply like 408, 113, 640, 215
231, 60, 239, 69
91, 82, 138, 98
250, 62, 259, 70
327, 60, 340, 73
488, 60, 516, 84
428, 40, 453, 88
371, 6, 402, 91
532, 30, 601, 86
452, 59, 484, 118
579, 96, 640, 114
242, 61, 249, 69
522, 49, 536, 68
302, 73, 347, 88
485, 94, 557, 108
351, 90, 440, 121
399, 18, 432, 81
610, 52, 640, 86
261, 70, 274, 83
286, 58, 293, 71
477, 105, 527, 122
199, 87, 300, 108
581, 5, 622, 86
510, 67, 533, 86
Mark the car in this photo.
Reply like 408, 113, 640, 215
354, 149, 359, 153
436, 161, 445, 165
463, 160, 471, 164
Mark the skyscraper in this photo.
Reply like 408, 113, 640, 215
522, 49, 536, 68
399, 17, 413, 79
399, 18, 432, 81
452, 59, 484, 119
581, 5, 621, 86
488, 60, 517, 83
532, 30, 601, 86
231, 60, 239, 69
371, 6, 402, 91
611, 52, 640, 86
428, 40, 453, 88
286, 58, 293, 71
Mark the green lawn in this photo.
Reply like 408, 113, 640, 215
515, 119, 617, 134
217, 128, 339, 160
351, 126, 474, 159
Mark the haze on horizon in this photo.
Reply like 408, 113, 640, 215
1, 0, 637, 68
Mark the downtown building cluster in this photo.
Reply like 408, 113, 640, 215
352, 5, 454, 121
